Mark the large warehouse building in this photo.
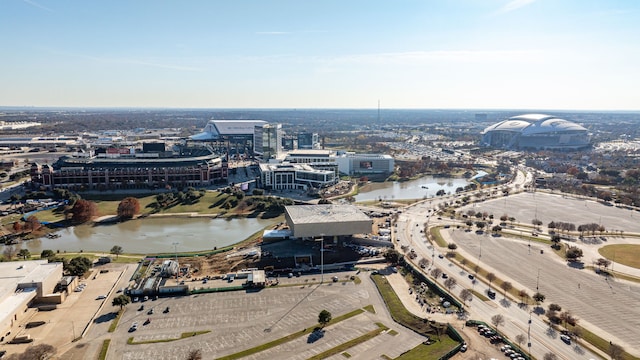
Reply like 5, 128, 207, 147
480, 114, 590, 150
284, 204, 373, 239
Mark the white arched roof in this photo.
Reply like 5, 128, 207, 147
482, 114, 587, 135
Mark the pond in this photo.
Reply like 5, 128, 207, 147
354, 174, 480, 202
18, 216, 276, 254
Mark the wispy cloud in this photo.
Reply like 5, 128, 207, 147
495, 0, 536, 14
22, 0, 54, 12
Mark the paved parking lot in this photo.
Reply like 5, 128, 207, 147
103, 271, 425, 360
5, 263, 133, 359
450, 193, 640, 353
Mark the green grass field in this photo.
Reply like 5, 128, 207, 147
599, 244, 640, 269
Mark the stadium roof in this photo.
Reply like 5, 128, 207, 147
481, 114, 587, 135
190, 120, 267, 141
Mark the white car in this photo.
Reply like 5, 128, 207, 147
96, 295, 107, 300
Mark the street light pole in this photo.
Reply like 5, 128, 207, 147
172, 242, 179, 281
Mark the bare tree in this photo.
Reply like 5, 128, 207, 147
486, 272, 496, 287
543, 353, 558, 360
500, 281, 513, 298
430, 268, 443, 279
3, 245, 18, 260
9, 343, 56, 360
491, 314, 505, 330
459, 288, 473, 306
444, 277, 457, 291
186, 349, 202, 360
518, 289, 529, 305
515, 334, 526, 348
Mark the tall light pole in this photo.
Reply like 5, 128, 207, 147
172, 242, 180, 281
317, 234, 325, 283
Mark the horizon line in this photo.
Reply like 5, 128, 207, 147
1, 106, 639, 113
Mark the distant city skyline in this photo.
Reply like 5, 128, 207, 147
2, 0, 639, 110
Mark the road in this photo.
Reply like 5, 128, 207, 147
394, 171, 604, 359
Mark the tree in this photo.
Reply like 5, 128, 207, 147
515, 333, 526, 348
444, 277, 457, 291
68, 199, 98, 224
3, 245, 17, 260
66, 256, 93, 276
500, 281, 513, 298
117, 197, 141, 219
486, 272, 496, 287
548, 303, 562, 312
112, 294, 131, 310
12, 221, 23, 233
17, 249, 31, 260
518, 289, 529, 305
418, 258, 430, 269
41, 249, 55, 259
543, 353, 558, 360
459, 288, 473, 306
430, 268, 443, 279
186, 349, 202, 360
491, 314, 505, 330
596, 257, 611, 271
110, 245, 123, 259
318, 309, 332, 327
383, 249, 401, 265
11, 343, 56, 360
565, 246, 584, 262
24, 215, 41, 231
533, 292, 545, 304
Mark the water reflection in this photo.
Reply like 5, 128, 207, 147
354, 175, 473, 202
21, 217, 275, 254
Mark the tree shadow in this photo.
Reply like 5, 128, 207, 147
532, 306, 545, 315
94, 312, 118, 324
500, 299, 511, 308
546, 327, 557, 339
573, 345, 585, 355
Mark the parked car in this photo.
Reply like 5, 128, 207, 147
128, 322, 138, 332
95, 295, 106, 300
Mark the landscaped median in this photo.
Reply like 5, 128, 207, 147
215, 307, 368, 360
370, 274, 459, 359
306, 322, 389, 360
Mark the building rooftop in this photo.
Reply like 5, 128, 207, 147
285, 204, 371, 225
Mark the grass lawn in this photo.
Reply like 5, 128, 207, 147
567, 324, 639, 360
370, 275, 453, 347
599, 244, 640, 269
98, 339, 110, 360
395, 339, 459, 360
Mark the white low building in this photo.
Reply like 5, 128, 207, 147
284, 204, 373, 239
0, 260, 63, 340
284, 150, 394, 176
259, 163, 337, 190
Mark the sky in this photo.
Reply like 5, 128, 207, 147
1, 0, 639, 110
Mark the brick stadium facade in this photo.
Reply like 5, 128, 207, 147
30, 147, 227, 191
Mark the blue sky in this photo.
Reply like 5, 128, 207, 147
1, 0, 639, 110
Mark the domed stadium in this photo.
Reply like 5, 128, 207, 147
480, 114, 590, 150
